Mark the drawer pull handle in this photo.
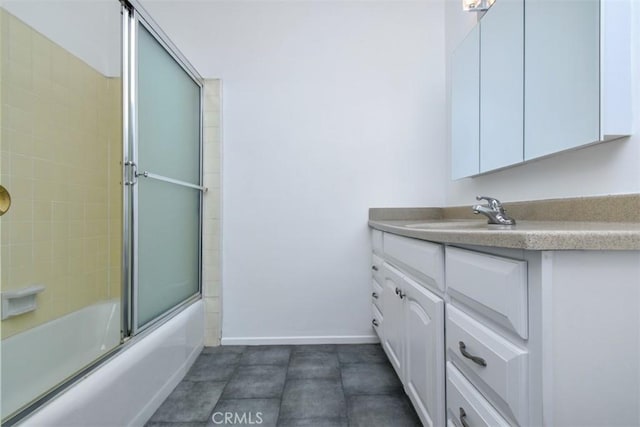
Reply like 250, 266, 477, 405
372, 319, 379, 327
459, 407, 469, 427
371, 265, 379, 271
459, 341, 487, 367
372, 292, 379, 299
395, 287, 406, 299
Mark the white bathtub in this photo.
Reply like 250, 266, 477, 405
1, 299, 121, 419
5, 299, 203, 426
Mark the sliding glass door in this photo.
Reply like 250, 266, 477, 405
0, 1, 123, 422
1, 1, 203, 422
135, 21, 202, 330
125, 11, 203, 333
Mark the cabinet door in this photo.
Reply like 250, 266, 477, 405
524, 0, 599, 160
403, 276, 445, 427
381, 263, 405, 378
480, 0, 523, 172
451, 25, 480, 179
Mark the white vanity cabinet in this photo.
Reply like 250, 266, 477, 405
445, 246, 533, 426
371, 232, 446, 427
402, 271, 445, 427
370, 227, 640, 426
380, 263, 405, 374
370, 230, 384, 340
445, 246, 640, 427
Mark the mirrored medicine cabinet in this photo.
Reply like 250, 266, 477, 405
451, 0, 632, 180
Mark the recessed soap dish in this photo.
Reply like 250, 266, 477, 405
1, 285, 45, 320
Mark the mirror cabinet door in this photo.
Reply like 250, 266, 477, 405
480, 0, 524, 173
450, 0, 628, 179
451, 25, 480, 180
524, 0, 600, 160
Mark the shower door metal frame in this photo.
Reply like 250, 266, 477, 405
122, 0, 204, 337
2, 3, 203, 424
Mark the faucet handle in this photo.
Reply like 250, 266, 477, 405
475, 196, 503, 211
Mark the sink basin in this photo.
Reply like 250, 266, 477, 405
405, 220, 489, 230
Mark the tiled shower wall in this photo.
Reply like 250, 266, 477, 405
203, 79, 221, 346
0, 10, 122, 339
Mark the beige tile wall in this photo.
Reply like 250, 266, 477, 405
0, 10, 122, 339
202, 79, 221, 346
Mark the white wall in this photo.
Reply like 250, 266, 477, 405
1, 0, 121, 77
444, 0, 640, 205
140, 0, 447, 342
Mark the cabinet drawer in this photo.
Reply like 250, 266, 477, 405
447, 305, 528, 425
371, 278, 383, 312
383, 234, 444, 292
372, 304, 383, 341
447, 362, 510, 427
371, 229, 383, 254
446, 247, 528, 338
371, 253, 383, 283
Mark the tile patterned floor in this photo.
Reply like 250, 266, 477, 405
146, 344, 422, 427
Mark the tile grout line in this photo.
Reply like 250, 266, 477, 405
274, 347, 292, 427
337, 347, 351, 426
206, 347, 245, 424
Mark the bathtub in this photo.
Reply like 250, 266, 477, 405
5, 299, 203, 426
1, 299, 121, 419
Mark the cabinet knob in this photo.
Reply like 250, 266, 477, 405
371, 265, 379, 272
459, 407, 469, 427
371, 292, 378, 299
459, 341, 487, 367
372, 319, 379, 327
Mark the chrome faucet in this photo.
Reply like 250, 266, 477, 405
472, 196, 516, 225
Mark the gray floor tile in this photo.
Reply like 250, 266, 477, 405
341, 363, 403, 396
347, 395, 421, 427
202, 345, 247, 355
149, 344, 421, 427
210, 398, 280, 427
240, 346, 291, 365
277, 417, 348, 427
280, 378, 347, 420
336, 344, 388, 364
291, 344, 337, 354
149, 381, 225, 423
194, 351, 243, 366
287, 352, 340, 380
186, 355, 238, 382
222, 365, 287, 398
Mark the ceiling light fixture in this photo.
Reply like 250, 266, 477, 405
462, 0, 495, 12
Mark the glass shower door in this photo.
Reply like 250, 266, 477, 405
132, 20, 202, 331
0, 1, 123, 421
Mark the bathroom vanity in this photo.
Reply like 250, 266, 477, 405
368, 202, 640, 426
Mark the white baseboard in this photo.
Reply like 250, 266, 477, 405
220, 335, 380, 346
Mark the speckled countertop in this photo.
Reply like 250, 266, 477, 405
369, 195, 640, 250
